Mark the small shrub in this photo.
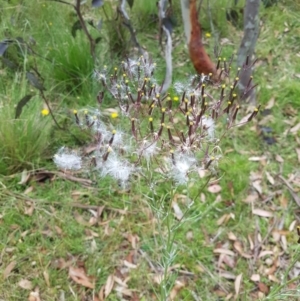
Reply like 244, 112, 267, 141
53, 54, 259, 188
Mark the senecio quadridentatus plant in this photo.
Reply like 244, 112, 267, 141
54, 53, 260, 188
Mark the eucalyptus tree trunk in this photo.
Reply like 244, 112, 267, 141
158, 0, 172, 94
180, 0, 192, 45
237, 0, 260, 103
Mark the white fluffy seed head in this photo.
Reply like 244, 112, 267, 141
140, 141, 158, 162
53, 147, 82, 170
99, 152, 135, 187
170, 153, 196, 185
202, 116, 215, 139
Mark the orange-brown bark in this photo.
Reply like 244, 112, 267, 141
189, 0, 216, 76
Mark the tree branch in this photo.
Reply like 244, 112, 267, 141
117, 0, 145, 54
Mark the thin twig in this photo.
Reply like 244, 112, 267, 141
278, 175, 300, 207
40, 90, 63, 130
49, 0, 96, 59
74, 0, 96, 59
118, 0, 145, 54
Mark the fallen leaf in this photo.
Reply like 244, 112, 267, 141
153, 273, 164, 284
24, 201, 35, 216
289, 220, 297, 231
234, 273, 243, 300
219, 272, 236, 280
222, 254, 235, 269
238, 113, 252, 126
18, 169, 30, 185
275, 154, 284, 163
123, 260, 137, 269
43, 270, 50, 287
228, 232, 237, 241
265, 171, 275, 185
74, 211, 91, 227
213, 248, 235, 256
258, 251, 273, 258
28, 290, 41, 301
186, 230, 193, 241
51, 257, 73, 270
3, 261, 16, 279
69, 266, 95, 289
207, 184, 222, 193
104, 274, 114, 297
55, 225, 63, 235
281, 235, 287, 252
172, 202, 183, 220
268, 274, 280, 283
252, 181, 262, 195
248, 156, 266, 161
296, 148, 300, 163
18, 279, 33, 290
278, 175, 300, 207
248, 234, 254, 250
220, 38, 234, 45
265, 97, 275, 109
251, 274, 260, 282
217, 214, 230, 226
253, 208, 273, 217
169, 279, 186, 300
279, 195, 288, 208
243, 194, 258, 203
197, 168, 206, 178
271, 230, 281, 242
258, 282, 269, 294
24, 186, 34, 195
291, 122, 300, 134
233, 241, 252, 259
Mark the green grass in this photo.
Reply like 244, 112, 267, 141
0, 79, 52, 174
1, 0, 300, 300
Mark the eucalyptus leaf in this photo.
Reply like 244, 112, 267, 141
0, 40, 11, 56
26, 72, 46, 91
97, 19, 102, 30
126, 0, 134, 8
95, 37, 102, 44
71, 20, 82, 38
1, 57, 18, 69
92, 0, 104, 8
15, 95, 34, 119
162, 17, 173, 34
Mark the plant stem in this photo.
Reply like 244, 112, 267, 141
40, 90, 63, 130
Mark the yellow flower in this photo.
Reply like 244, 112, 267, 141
41, 109, 49, 116
173, 96, 179, 101
111, 112, 118, 119
205, 32, 211, 38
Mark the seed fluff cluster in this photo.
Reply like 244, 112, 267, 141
54, 54, 260, 187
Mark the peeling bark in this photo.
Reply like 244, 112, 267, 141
237, 0, 260, 103
158, 0, 173, 94
181, 0, 216, 77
